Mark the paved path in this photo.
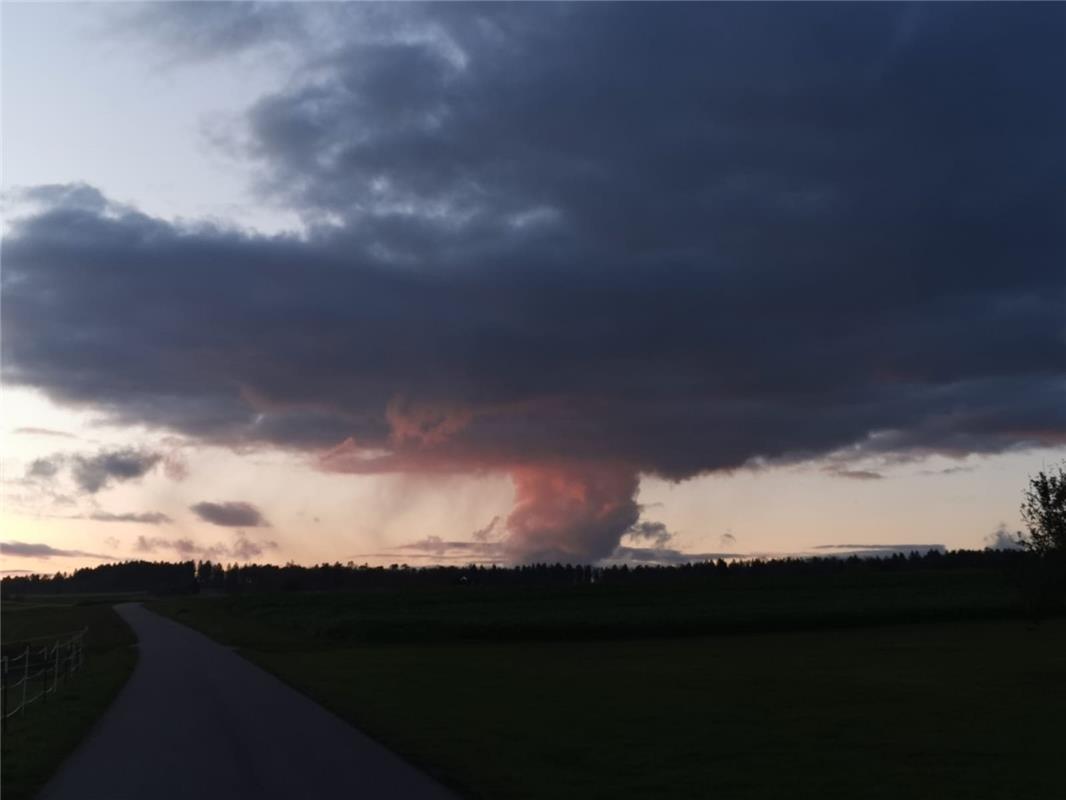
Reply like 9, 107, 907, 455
38, 603, 457, 800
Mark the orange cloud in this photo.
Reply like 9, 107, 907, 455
503, 462, 641, 562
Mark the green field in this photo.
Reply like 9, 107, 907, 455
1, 600, 138, 800
150, 574, 1066, 799
152, 568, 1025, 647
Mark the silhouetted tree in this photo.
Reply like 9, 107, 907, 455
1019, 463, 1066, 556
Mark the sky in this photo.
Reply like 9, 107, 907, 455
2, 2, 1064, 574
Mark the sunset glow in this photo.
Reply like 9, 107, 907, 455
3, 3, 1063, 575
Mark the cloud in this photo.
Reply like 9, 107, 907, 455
163, 451, 190, 482
16, 183, 109, 214
601, 546, 736, 566
21, 448, 167, 495
812, 543, 944, 551
720, 533, 737, 549
371, 536, 506, 564
919, 465, 976, 476
503, 464, 641, 562
230, 533, 276, 560
134, 532, 278, 561
134, 536, 200, 557
824, 467, 885, 481
190, 501, 269, 528
3, 5, 1064, 562
0, 541, 115, 560
379, 536, 958, 565
984, 524, 1024, 551
625, 520, 673, 549
471, 515, 501, 542
86, 511, 173, 525
70, 449, 163, 493
12, 427, 76, 439
812, 543, 946, 558
117, 2, 312, 64
382, 530, 727, 567
26, 456, 64, 480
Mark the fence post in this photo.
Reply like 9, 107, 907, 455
2, 657, 8, 732
3, 630, 90, 723
21, 646, 29, 716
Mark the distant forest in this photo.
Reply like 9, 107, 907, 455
0, 549, 1036, 597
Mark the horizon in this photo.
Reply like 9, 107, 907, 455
2, 541, 959, 579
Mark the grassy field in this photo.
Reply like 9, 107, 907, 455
1, 600, 138, 800
151, 568, 1024, 648
150, 575, 1065, 799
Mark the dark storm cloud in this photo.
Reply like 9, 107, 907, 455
190, 501, 269, 528
3, 4, 1064, 561
18, 183, 109, 213
0, 541, 115, 561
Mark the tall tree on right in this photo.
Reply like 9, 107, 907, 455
1020, 463, 1066, 557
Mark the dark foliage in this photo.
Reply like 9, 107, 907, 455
1020, 463, 1066, 556
0, 549, 1035, 598
1, 561, 196, 598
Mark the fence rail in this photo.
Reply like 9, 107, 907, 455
1, 628, 88, 730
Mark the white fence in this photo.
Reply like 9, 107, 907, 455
1, 628, 87, 729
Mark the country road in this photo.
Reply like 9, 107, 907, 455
38, 603, 457, 800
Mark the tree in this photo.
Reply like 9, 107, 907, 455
1019, 463, 1066, 556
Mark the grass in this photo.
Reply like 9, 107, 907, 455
1, 600, 138, 800
149, 575, 1065, 799
1, 592, 148, 612
151, 568, 1024, 648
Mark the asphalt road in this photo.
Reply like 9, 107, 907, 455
38, 603, 457, 800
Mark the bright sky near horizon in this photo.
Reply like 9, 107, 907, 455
3, 3, 1064, 574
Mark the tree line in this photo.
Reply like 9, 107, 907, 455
0, 547, 1038, 598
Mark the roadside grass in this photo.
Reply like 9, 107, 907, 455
1, 593, 148, 613
150, 577, 1065, 800
1, 601, 137, 800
